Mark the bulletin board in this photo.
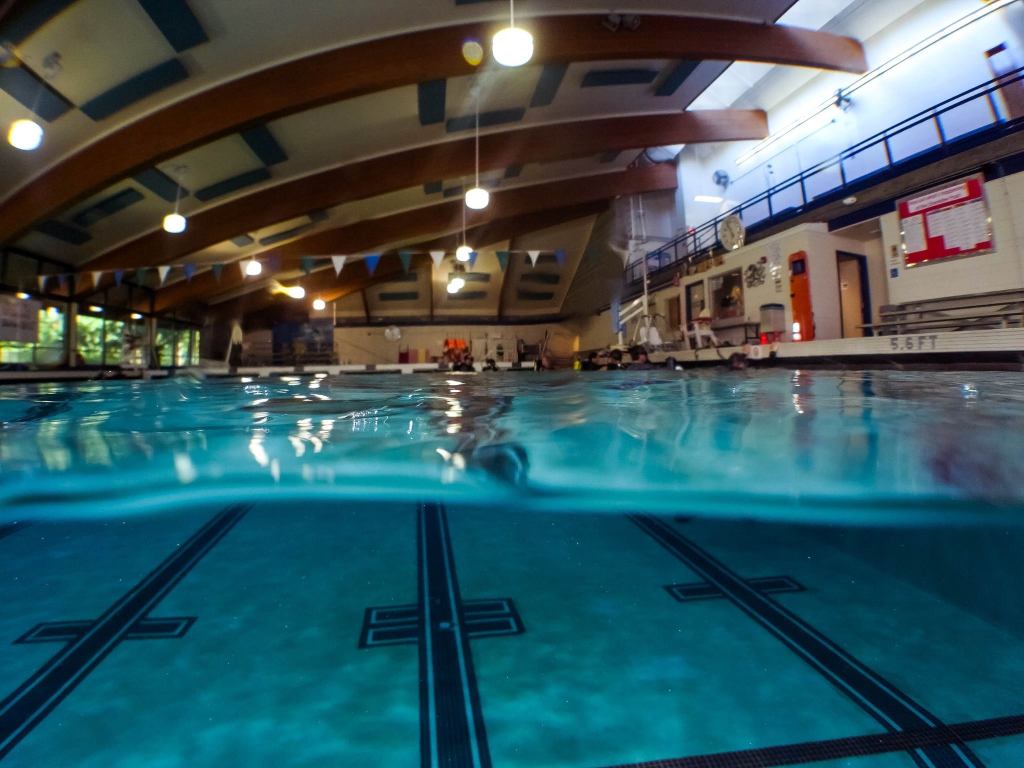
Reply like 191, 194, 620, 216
897, 173, 993, 267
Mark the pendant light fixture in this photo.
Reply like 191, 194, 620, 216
312, 298, 327, 311
7, 119, 43, 151
456, 189, 473, 262
162, 165, 188, 234
465, 95, 489, 210
492, 0, 533, 67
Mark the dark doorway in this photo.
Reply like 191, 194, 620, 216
836, 251, 871, 337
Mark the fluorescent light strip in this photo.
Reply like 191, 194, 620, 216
736, 0, 1016, 166
694, 195, 724, 203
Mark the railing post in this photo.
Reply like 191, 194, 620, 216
934, 110, 946, 144
882, 135, 893, 167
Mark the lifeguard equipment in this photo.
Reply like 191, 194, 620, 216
788, 251, 814, 342
748, 344, 765, 360
759, 303, 786, 344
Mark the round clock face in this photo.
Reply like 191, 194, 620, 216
718, 214, 746, 251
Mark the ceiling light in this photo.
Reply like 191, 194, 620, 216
462, 40, 484, 66
89, 305, 103, 313
15, 292, 29, 300
456, 245, 473, 262
312, 298, 326, 311
130, 312, 143, 320
843, 195, 858, 205
7, 119, 43, 151
694, 195, 723, 204
447, 282, 460, 294
283, 285, 305, 299
162, 212, 187, 234
466, 187, 489, 209
493, 0, 533, 67
245, 260, 263, 276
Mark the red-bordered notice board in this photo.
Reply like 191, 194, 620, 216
898, 173, 993, 267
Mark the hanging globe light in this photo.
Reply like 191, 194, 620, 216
456, 245, 473, 262
312, 298, 326, 311
162, 212, 187, 234
465, 186, 490, 210
492, 26, 533, 67
7, 119, 43, 151
245, 260, 263, 276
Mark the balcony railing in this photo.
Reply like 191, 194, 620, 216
626, 67, 1024, 285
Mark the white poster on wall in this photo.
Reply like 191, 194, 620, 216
0, 295, 40, 343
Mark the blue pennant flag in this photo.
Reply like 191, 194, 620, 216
114, 269, 124, 286
301, 256, 316, 275
183, 263, 196, 281
555, 249, 566, 267
399, 250, 413, 273
469, 251, 478, 269
364, 254, 380, 275
211, 263, 224, 282
496, 251, 509, 272
57, 274, 68, 291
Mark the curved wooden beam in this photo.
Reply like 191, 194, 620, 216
152, 163, 674, 311
0, 14, 865, 243
86, 109, 764, 272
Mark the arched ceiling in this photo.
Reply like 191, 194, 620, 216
0, 0, 867, 321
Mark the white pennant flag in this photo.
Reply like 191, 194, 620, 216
430, 250, 445, 268
527, 250, 541, 267
238, 260, 249, 278
331, 255, 347, 276
92, 270, 103, 288
157, 265, 171, 285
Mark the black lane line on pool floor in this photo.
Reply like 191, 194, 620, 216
0, 504, 249, 761
629, 514, 985, 768
600, 712, 1024, 768
0, 523, 28, 542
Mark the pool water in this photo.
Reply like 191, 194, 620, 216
0, 370, 1022, 766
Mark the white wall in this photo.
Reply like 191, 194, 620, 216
880, 172, 1024, 304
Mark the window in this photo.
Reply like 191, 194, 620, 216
0, 300, 65, 366
685, 282, 707, 322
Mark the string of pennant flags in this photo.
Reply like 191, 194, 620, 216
34, 248, 568, 294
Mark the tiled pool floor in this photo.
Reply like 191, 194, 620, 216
0, 504, 1020, 767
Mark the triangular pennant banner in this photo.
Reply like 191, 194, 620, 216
364, 254, 380, 276
430, 250, 445, 268
114, 269, 124, 286
92, 270, 103, 289
183, 263, 196, 282
238, 260, 249, 278
157, 265, 171, 285
496, 251, 509, 272
331, 255, 347, 276
399, 250, 413, 273
555, 249, 566, 267
211, 263, 224, 282
135, 267, 149, 285
528, 250, 541, 267
301, 256, 315, 275
57, 274, 68, 290
37, 275, 48, 292
469, 251, 478, 269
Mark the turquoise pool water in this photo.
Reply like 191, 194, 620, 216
0, 370, 1022, 766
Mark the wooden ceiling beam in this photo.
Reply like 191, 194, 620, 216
85, 110, 764, 272
0, 14, 865, 243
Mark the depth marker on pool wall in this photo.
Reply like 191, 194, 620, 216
0, 505, 250, 760
360, 502, 524, 768
630, 514, 984, 768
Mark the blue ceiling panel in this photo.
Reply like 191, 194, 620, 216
446, 108, 525, 133
581, 69, 659, 88
72, 188, 145, 228
80, 58, 189, 121
231, 235, 255, 247
530, 64, 568, 107
418, 79, 447, 126
449, 290, 488, 300
195, 168, 272, 202
241, 124, 288, 166
134, 168, 188, 202
35, 219, 91, 245
0, 0, 76, 44
0, 66, 73, 121
517, 289, 555, 301
137, 0, 208, 52
655, 60, 701, 96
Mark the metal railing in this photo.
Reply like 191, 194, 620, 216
626, 67, 1024, 285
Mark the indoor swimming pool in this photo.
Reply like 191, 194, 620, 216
0, 369, 1022, 767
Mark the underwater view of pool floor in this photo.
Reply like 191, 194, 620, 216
0, 502, 1021, 767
